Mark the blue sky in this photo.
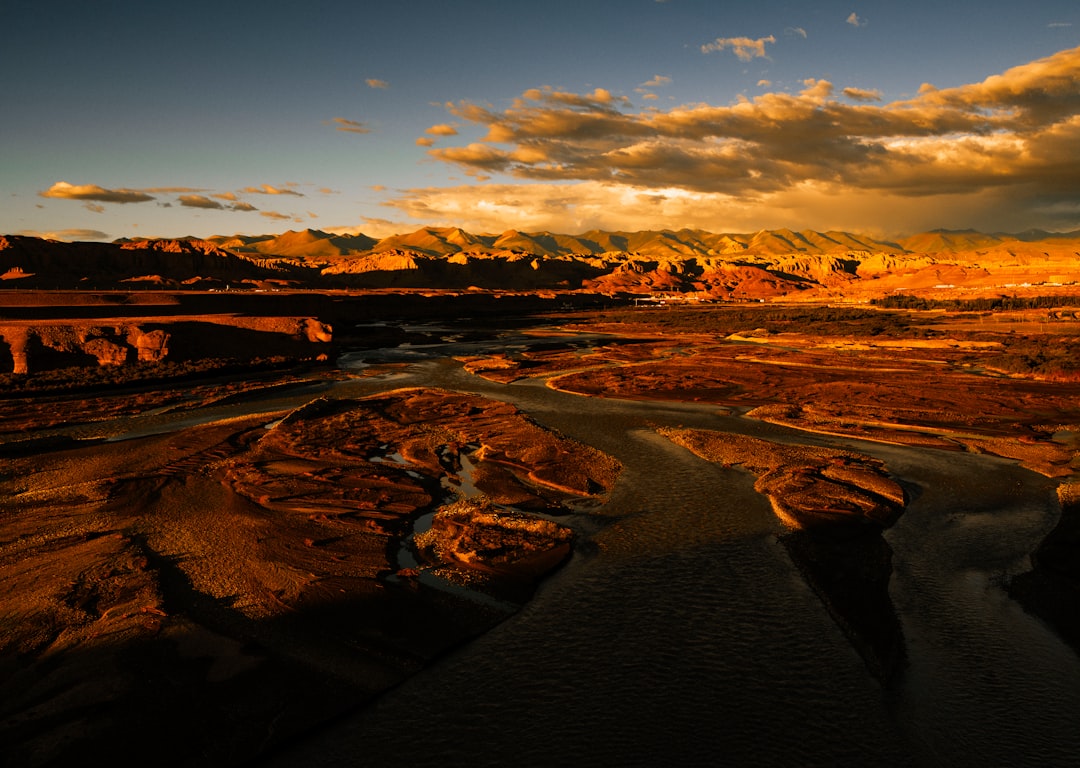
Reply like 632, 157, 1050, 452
3, 1, 1079, 240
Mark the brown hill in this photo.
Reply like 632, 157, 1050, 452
371, 226, 494, 256
0, 236, 298, 289
895, 229, 1008, 253
211, 229, 380, 259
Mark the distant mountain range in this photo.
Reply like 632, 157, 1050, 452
3, 227, 1079, 300
200, 226, 1080, 260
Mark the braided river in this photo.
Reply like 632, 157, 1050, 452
47, 326, 1080, 766
268, 329, 1080, 767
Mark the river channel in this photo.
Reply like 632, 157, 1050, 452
38, 326, 1080, 766
269, 328, 1080, 767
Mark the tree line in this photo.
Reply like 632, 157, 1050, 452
873, 294, 1080, 312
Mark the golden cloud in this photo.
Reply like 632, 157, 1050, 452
641, 75, 672, 88
383, 178, 1060, 236
39, 181, 154, 204
420, 44, 1080, 219
140, 186, 206, 194
327, 117, 371, 134
381, 181, 809, 233
178, 194, 224, 210
519, 86, 630, 111
244, 184, 304, 196
366, 78, 389, 89
176, 194, 257, 211
17, 228, 111, 241
425, 123, 459, 136
842, 87, 882, 102
701, 35, 776, 60
327, 218, 407, 239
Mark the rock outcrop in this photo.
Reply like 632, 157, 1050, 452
0, 316, 330, 374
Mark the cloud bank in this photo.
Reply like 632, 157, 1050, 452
405, 45, 1080, 233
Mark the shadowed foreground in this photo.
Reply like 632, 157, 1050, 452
0, 387, 617, 766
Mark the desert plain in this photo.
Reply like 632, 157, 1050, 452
1, 228, 1080, 765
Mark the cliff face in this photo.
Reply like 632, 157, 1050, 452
0, 316, 331, 374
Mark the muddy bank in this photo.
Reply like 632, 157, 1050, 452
1010, 482, 1080, 649
660, 427, 908, 681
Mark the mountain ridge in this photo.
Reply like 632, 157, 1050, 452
194, 226, 1080, 258
3, 227, 1079, 300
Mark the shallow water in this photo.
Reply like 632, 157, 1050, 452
266, 334, 1080, 767
873, 446, 1080, 766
